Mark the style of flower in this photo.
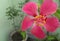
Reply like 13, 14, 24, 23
21, 0, 59, 39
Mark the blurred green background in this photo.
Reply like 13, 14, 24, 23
0, 0, 60, 41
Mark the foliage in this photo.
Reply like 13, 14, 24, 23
54, 9, 60, 20
42, 33, 59, 41
6, 7, 19, 20
20, 31, 26, 39
6, 0, 27, 26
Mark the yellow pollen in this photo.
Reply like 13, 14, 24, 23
35, 15, 42, 19
34, 15, 46, 26
39, 23, 44, 26
43, 20, 46, 24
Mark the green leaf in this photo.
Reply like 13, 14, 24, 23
47, 36, 55, 40
54, 9, 60, 20
20, 31, 26, 39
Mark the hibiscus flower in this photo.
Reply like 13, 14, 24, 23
21, 0, 59, 39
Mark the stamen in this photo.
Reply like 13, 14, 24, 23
34, 15, 46, 26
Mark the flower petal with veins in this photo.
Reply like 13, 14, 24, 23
21, 16, 34, 31
44, 17, 59, 32
31, 25, 46, 39
22, 2, 38, 17
40, 0, 57, 16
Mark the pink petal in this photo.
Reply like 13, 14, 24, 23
22, 2, 38, 17
40, 0, 57, 16
21, 16, 34, 31
31, 25, 46, 39
44, 17, 59, 32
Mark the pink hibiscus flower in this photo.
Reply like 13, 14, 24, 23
21, 0, 59, 39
